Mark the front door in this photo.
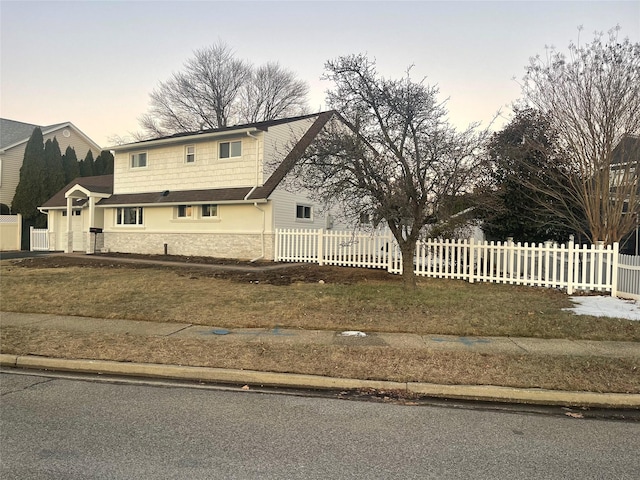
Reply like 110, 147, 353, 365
72, 211, 83, 251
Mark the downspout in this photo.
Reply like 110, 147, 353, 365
246, 130, 265, 262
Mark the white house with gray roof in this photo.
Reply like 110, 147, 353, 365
0, 118, 101, 212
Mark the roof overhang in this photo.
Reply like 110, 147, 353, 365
65, 184, 112, 199
96, 199, 268, 208
108, 127, 263, 152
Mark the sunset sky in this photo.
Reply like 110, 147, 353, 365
1, 0, 638, 147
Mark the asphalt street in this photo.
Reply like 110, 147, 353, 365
2, 372, 639, 479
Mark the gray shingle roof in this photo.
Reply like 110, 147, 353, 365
1, 118, 73, 150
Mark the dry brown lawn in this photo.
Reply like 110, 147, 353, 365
1, 255, 639, 393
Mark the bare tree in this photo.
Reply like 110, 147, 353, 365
291, 55, 485, 289
139, 42, 309, 138
520, 26, 640, 244
240, 62, 309, 123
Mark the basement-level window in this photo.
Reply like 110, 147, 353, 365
219, 141, 242, 159
116, 207, 143, 225
202, 204, 218, 217
177, 205, 193, 218
296, 204, 312, 220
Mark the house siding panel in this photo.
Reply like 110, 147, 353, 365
263, 118, 314, 179
113, 135, 261, 195
100, 202, 275, 259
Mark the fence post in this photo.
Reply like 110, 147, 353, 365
566, 235, 574, 295
386, 230, 394, 273
468, 237, 475, 283
29, 226, 34, 251
611, 242, 619, 298
317, 229, 324, 266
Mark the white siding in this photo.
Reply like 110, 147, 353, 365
113, 134, 261, 195
263, 118, 315, 179
0, 148, 23, 208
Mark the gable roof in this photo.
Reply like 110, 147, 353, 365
41, 175, 114, 209
0, 118, 101, 152
612, 135, 640, 166
40, 111, 342, 209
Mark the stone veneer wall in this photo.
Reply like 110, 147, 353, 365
103, 232, 275, 260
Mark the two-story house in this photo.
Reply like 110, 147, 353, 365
39, 111, 342, 260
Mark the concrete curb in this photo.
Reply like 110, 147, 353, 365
2, 354, 639, 409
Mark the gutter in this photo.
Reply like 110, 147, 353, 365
109, 127, 261, 151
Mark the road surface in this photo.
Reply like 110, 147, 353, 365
1, 372, 639, 479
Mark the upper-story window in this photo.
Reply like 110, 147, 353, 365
219, 141, 242, 159
185, 145, 195, 163
131, 152, 147, 168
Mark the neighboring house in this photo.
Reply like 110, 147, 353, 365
39, 111, 344, 259
0, 118, 101, 212
611, 135, 640, 254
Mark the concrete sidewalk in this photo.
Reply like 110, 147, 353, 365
2, 311, 640, 408
2, 311, 640, 359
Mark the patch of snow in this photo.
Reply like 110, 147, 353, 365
340, 331, 367, 337
564, 296, 640, 321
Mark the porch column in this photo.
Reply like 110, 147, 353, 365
86, 196, 96, 254
65, 197, 73, 253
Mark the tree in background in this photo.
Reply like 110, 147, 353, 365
139, 41, 309, 137
480, 108, 585, 243
62, 146, 80, 184
239, 62, 309, 123
290, 55, 485, 289
43, 138, 65, 199
520, 26, 639, 244
79, 150, 94, 177
94, 150, 114, 175
12, 128, 47, 226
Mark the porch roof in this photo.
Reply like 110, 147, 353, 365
40, 175, 114, 209
97, 186, 260, 207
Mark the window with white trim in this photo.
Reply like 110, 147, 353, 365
177, 205, 193, 218
185, 145, 195, 163
296, 204, 312, 220
219, 141, 242, 159
116, 207, 143, 225
202, 204, 218, 218
131, 152, 147, 168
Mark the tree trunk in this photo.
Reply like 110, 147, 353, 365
400, 241, 417, 290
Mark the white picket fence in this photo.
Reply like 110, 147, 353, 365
276, 228, 639, 298
30, 227, 49, 251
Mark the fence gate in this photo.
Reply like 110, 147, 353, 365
617, 254, 640, 300
30, 227, 49, 251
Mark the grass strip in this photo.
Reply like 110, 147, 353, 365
2, 326, 638, 394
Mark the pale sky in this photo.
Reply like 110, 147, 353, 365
1, 0, 639, 148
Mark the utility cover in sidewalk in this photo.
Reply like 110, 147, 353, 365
212, 329, 231, 335
340, 331, 367, 337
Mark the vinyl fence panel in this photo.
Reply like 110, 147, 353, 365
275, 228, 623, 297
617, 254, 640, 300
